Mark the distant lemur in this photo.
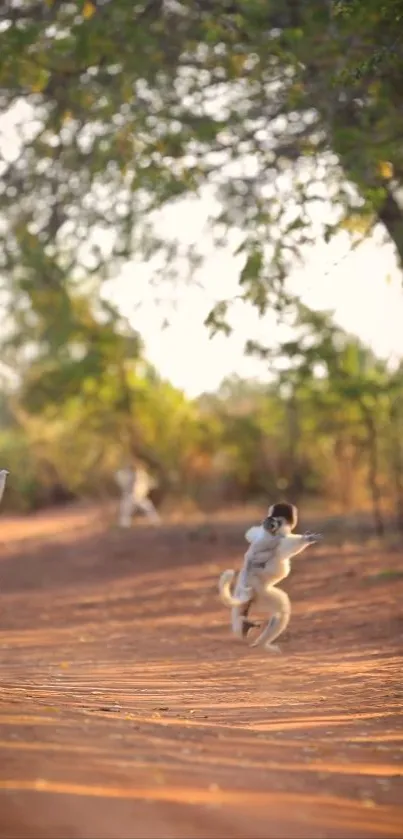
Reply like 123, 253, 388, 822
218, 503, 322, 652
0, 469, 9, 506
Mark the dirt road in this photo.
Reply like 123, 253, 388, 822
0, 506, 402, 838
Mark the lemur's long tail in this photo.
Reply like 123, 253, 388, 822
219, 570, 250, 607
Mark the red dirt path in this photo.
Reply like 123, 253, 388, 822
0, 505, 402, 838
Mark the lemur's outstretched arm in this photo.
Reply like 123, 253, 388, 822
245, 532, 321, 573
278, 532, 322, 560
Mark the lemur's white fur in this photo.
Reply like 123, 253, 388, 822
115, 466, 160, 527
219, 510, 322, 652
0, 469, 9, 506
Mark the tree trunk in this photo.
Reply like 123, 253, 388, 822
362, 409, 385, 538
286, 390, 303, 502
334, 436, 353, 511
389, 400, 403, 533
377, 188, 403, 269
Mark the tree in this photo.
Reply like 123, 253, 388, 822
1, 277, 183, 496
258, 304, 393, 534
334, 0, 403, 81
2, 2, 403, 520
1, 0, 403, 341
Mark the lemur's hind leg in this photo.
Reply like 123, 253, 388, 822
251, 587, 291, 652
231, 599, 262, 640
119, 491, 134, 528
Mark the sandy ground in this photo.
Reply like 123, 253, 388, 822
0, 504, 402, 839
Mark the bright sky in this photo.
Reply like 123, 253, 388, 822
106, 197, 403, 397
2, 102, 403, 398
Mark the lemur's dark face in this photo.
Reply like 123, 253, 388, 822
268, 502, 298, 530
262, 515, 283, 534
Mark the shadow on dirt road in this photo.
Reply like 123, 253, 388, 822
0, 508, 402, 838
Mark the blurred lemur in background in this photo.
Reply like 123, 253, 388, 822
0, 469, 9, 506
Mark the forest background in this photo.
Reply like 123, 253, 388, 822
1, 0, 403, 537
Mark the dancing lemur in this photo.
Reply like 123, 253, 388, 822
218, 503, 322, 652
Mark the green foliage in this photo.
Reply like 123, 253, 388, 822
0, 1, 402, 526
1, 0, 403, 333
1, 292, 402, 529
334, 0, 403, 81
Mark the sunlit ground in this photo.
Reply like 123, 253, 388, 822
0, 504, 402, 839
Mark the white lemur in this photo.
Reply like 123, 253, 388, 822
218, 502, 322, 652
0, 469, 9, 506
115, 465, 160, 527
